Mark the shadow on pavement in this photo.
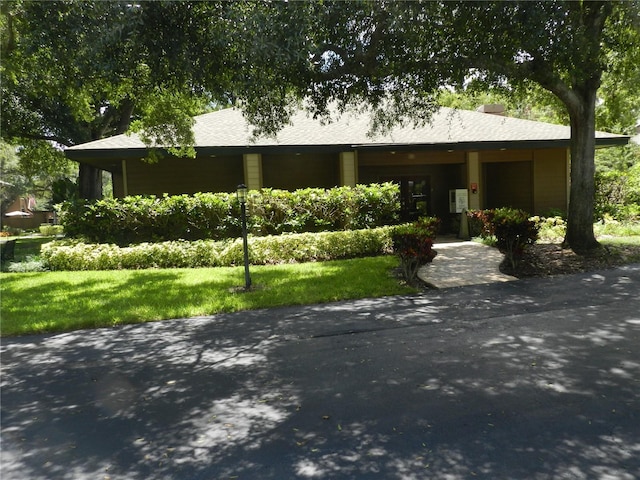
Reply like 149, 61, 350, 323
2, 265, 640, 479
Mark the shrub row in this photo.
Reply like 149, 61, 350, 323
58, 183, 400, 246
39, 224, 64, 236
41, 227, 395, 271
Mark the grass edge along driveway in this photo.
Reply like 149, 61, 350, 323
0, 256, 416, 337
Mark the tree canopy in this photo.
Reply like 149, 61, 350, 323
220, 0, 639, 252
2, 1, 638, 252
1, 1, 232, 198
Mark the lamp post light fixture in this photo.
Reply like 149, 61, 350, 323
236, 184, 251, 290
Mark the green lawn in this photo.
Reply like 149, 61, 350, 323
595, 222, 640, 263
3, 223, 639, 337
0, 255, 416, 337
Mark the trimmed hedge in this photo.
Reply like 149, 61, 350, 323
58, 183, 400, 246
41, 227, 395, 271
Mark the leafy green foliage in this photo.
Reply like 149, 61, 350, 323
50, 177, 78, 206
41, 227, 394, 271
436, 86, 569, 126
38, 224, 64, 236
59, 193, 236, 245
249, 183, 399, 235
224, 1, 639, 252
1, 1, 231, 198
596, 144, 640, 173
0, 140, 76, 211
391, 217, 440, 285
59, 184, 400, 245
129, 90, 216, 160
595, 162, 640, 221
531, 216, 567, 243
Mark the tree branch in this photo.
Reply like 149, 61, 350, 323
13, 131, 73, 148
115, 98, 135, 135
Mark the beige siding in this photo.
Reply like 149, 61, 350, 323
483, 161, 533, 212
359, 150, 465, 166
243, 154, 263, 190
466, 152, 481, 210
262, 153, 339, 190
533, 149, 568, 215
125, 155, 243, 196
480, 149, 534, 163
339, 152, 358, 187
103, 146, 568, 216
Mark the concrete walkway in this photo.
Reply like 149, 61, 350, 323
418, 240, 517, 289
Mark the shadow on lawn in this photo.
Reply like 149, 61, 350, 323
0, 270, 194, 335
1, 266, 640, 479
1, 257, 407, 336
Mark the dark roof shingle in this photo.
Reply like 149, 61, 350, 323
66, 106, 629, 153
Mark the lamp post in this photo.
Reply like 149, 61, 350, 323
236, 184, 251, 290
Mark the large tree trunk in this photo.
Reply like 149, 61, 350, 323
564, 91, 600, 253
78, 163, 103, 200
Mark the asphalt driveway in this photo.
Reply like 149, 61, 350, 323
2, 264, 640, 479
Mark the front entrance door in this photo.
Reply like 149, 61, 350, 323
387, 176, 431, 222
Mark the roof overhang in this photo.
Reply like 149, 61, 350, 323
65, 106, 633, 169
65, 134, 630, 169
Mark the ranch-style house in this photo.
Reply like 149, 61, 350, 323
65, 105, 630, 222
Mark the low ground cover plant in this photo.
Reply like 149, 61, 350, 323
531, 216, 566, 242
41, 227, 395, 270
59, 183, 400, 245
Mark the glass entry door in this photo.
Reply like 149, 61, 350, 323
387, 176, 431, 222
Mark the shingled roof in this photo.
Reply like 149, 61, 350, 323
65, 107, 629, 160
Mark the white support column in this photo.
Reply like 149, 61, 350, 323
339, 151, 357, 187
467, 151, 480, 210
243, 153, 263, 190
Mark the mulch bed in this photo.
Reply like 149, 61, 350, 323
501, 242, 640, 278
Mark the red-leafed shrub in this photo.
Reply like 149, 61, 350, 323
469, 208, 538, 270
392, 217, 440, 285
